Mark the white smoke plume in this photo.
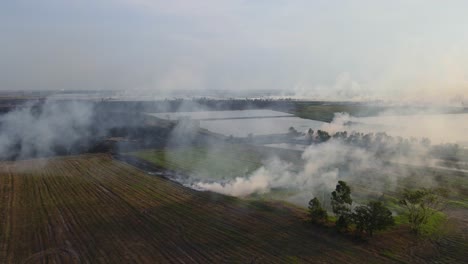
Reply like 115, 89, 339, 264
323, 111, 468, 146
0, 100, 96, 160
192, 141, 389, 203
195, 172, 270, 197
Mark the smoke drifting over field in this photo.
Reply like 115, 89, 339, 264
0, 94, 465, 208
189, 110, 467, 205
0, 100, 97, 160
192, 140, 392, 202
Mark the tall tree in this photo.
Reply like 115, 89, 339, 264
331, 181, 353, 230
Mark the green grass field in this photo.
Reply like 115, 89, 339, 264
131, 145, 263, 180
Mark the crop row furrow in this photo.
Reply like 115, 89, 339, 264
0, 166, 13, 263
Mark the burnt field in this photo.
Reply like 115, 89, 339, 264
1, 154, 465, 263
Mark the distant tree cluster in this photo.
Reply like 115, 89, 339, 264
299, 128, 460, 161
96, 97, 296, 114
193, 98, 295, 111
302, 129, 331, 143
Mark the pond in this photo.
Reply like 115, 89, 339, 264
147, 110, 325, 137
343, 113, 468, 145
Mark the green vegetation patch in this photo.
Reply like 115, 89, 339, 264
289, 103, 388, 122
448, 199, 468, 209
130, 144, 264, 180
418, 212, 449, 238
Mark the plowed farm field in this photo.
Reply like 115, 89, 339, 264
0, 154, 463, 263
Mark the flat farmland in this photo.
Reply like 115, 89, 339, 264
130, 145, 264, 180
0, 154, 464, 263
130, 144, 302, 181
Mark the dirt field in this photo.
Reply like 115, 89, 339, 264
0, 154, 465, 263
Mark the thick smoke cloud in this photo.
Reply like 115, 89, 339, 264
0, 100, 96, 160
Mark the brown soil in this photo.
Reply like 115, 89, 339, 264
0, 154, 466, 263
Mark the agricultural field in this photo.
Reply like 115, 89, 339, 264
2, 154, 465, 263
130, 144, 301, 181
131, 145, 262, 180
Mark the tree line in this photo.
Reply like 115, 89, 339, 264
297, 128, 461, 161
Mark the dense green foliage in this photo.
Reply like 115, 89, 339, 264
352, 201, 394, 237
331, 181, 353, 230
399, 188, 447, 233
308, 197, 328, 223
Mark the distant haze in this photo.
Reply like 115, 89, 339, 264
1, 1, 467, 103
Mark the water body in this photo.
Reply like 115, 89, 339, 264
148, 110, 325, 137
347, 113, 468, 145
200, 117, 324, 137
146, 110, 293, 121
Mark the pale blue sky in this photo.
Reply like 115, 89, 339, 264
1, 0, 467, 101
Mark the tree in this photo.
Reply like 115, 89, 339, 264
308, 197, 328, 223
288, 126, 298, 136
306, 128, 314, 144
331, 181, 353, 230
399, 188, 447, 233
352, 201, 394, 237
317, 130, 331, 142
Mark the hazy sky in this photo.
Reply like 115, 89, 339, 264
1, 1, 467, 102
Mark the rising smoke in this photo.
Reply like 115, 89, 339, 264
0, 100, 97, 160
0, 94, 465, 208
189, 110, 466, 206
191, 140, 389, 204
